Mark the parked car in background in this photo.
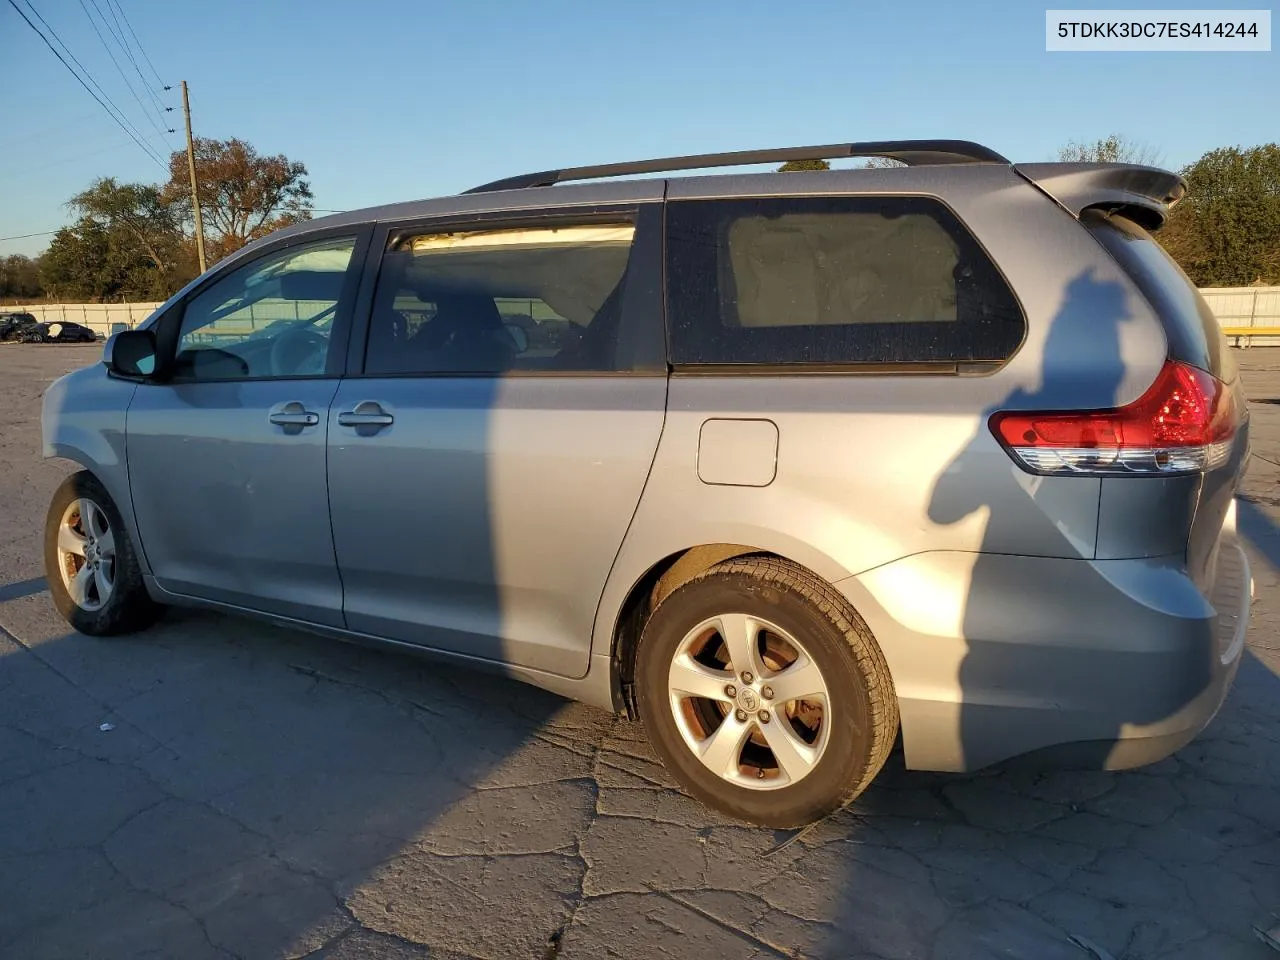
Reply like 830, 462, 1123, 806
23, 321, 100, 344
39, 139, 1253, 827
0, 311, 40, 341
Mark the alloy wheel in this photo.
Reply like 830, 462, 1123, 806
667, 613, 831, 790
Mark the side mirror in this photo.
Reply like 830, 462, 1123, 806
104, 329, 158, 378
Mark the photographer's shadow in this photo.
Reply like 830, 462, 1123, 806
927, 268, 1213, 773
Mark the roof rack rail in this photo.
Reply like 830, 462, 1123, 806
464, 139, 1009, 194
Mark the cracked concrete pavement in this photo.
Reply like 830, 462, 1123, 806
0, 344, 1277, 960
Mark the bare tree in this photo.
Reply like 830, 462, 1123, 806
1058, 134, 1162, 166
164, 137, 313, 261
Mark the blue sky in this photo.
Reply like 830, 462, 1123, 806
1, 0, 1275, 257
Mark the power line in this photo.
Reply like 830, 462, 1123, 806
83, 0, 127, 59
23, 1, 171, 161
98, 0, 131, 61
18, 0, 154, 150
2, 210, 354, 246
102, 0, 170, 125
95, 0, 167, 122
1, 130, 173, 179
109, 0, 164, 89
101, 0, 179, 150
77, 0, 171, 139
8, 0, 167, 169
0, 231, 59, 244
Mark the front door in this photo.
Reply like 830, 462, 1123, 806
327, 206, 668, 677
127, 232, 367, 627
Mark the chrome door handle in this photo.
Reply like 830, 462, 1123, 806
269, 402, 320, 427
337, 400, 394, 428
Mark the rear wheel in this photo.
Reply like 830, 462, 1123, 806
44, 471, 159, 635
636, 556, 898, 828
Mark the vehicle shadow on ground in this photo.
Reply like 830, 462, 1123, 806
3, 585, 1278, 960
828, 644, 1280, 960
0, 598, 587, 959
0, 577, 46, 603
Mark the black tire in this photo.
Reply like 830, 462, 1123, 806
44, 471, 159, 635
636, 556, 898, 828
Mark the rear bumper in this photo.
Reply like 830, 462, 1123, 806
837, 522, 1251, 773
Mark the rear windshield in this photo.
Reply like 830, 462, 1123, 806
1083, 211, 1231, 381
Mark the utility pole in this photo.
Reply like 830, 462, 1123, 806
181, 80, 207, 274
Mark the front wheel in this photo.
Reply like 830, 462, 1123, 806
636, 556, 899, 828
44, 471, 159, 635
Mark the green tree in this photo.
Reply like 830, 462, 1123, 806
35, 136, 314, 299
778, 157, 905, 171
39, 178, 192, 301
777, 158, 831, 172
164, 137, 313, 262
1058, 134, 1161, 166
0, 254, 43, 300
1161, 144, 1280, 286
72, 179, 186, 283
40, 220, 178, 301
39, 220, 114, 301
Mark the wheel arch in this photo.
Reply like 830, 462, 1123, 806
44, 451, 149, 579
606, 542, 860, 718
40, 365, 147, 573
44, 467, 161, 634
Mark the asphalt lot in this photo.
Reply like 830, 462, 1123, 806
1, 344, 1277, 960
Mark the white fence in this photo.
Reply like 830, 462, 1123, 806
4, 300, 331, 338
1199, 287, 1280, 346
7, 285, 1280, 343
5, 301, 163, 336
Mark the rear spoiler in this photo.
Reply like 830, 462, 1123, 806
1013, 162, 1187, 231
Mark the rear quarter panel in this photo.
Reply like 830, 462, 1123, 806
592, 165, 1170, 660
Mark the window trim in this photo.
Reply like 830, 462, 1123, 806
348, 203, 667, 379
663, 193, 1027, 376
148, 224, 373, 385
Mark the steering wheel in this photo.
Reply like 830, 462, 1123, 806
269, 326, 329, 376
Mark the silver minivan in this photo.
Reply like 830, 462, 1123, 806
41, 141, 1252, 827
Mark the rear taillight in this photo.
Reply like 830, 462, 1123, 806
990, 360, 1238, 476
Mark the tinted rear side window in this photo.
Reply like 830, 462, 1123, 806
1084, 211, 1229, 380
365, 220, 641, 375
665, 196, 1025, 367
